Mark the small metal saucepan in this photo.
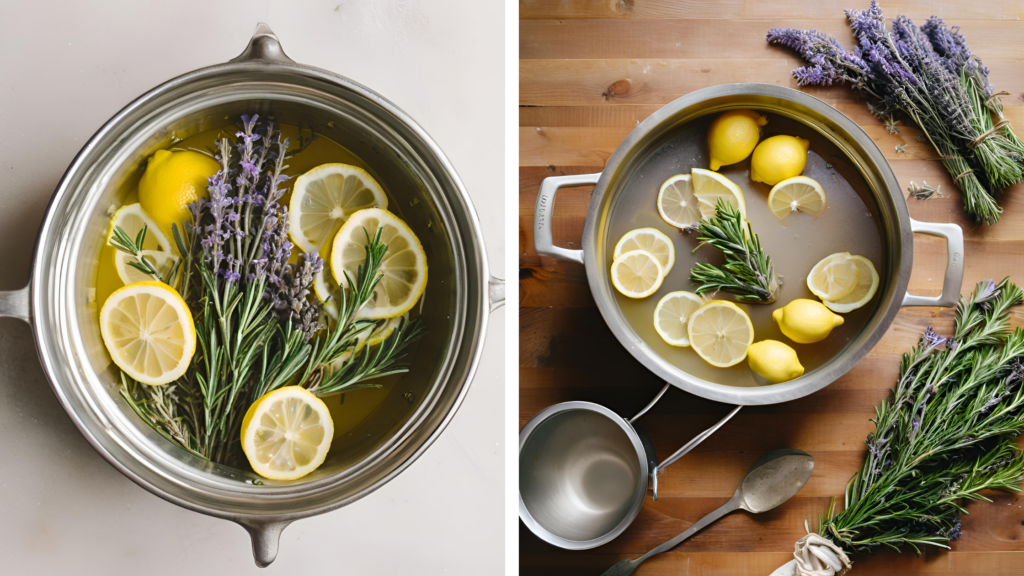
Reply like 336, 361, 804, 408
519, 383, 741, 550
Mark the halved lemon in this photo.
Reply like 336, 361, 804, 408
653, 291, 706, 347
240, 386, 334, 481
107, 204, 173, 253
614, 228, 675, 277
611, 249, 664, 299
807, 252, 860, 301
823, 256, 879, 313
331, 208, 427, 319
288, 164, 389, 254
768, 176, 826, 218
686, 300, 755, 367
691, 168, 746, 220
113, 250, 179, 287
99, 281, 195, 385
657, 174, 701, 229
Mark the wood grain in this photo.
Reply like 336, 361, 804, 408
519, 2, 1024, 574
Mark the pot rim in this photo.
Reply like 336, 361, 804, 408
27, 26, 495, 527
518, 400, 649, 550
581, 83, 914, 406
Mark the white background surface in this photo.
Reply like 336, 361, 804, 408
0, 0, 505, 573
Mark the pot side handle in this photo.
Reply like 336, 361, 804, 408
0, 284, 30, 323
236, 518, 291, 568
489, 275, 505, 312
230, 23, 296, 65
902, 219, 964, 308
534, 173, 600, 265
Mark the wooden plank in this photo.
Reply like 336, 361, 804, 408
521, 19, 1024, 60
520, 0, 1024, 21
519, 59, 1024, 107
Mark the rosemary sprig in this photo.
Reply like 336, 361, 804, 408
109, 224, 181, 285
819, 278, 1024, 555
689, 198, 779, 304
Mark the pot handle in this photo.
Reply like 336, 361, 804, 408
628, 383, 742, 501
236, 518, 291, 568
902, 219, 964, 308
230, 23, 296, 65
0, 284, 30, 323
489, 275, 505, 311
534, 172, 601, 264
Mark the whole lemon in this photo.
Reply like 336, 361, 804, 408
139, 150, 219, 236
750, 135, 809, 185
772, 299, 844, 344
748, 340, 804, 383
707, 110, 767, 171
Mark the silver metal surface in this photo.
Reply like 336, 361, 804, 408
533, 172, 597, 264
533, 83, 964, 406
0, 286, 30, 322
5, 23, 502, 567
601, 449, 814, 576
902, 219, 963, 307
518, 386, 739, 550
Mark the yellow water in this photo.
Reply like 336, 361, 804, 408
607, 113, 887, 386
94, 123, 410, 443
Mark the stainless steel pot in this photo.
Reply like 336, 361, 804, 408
533, 83, 963, 406
0, 24, 503, 567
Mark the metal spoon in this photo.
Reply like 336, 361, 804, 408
601, 448, 815, 576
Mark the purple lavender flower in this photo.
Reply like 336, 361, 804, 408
921, 326, 946, 350
975, 279, 1001, 304
948, 519, 961, 541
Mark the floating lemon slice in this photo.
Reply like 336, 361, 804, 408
107, 204, 173, 253
807, 252, 860, 301
331, 208, 427, 319
691, 168, 746, 220
768, 176, 827, 218
686, 300, 754, 367
289, 163, 389, 254
823, 256, 879, 313
113, 250, 179, 287
614, 228, 675, 278
611, 250, 664, 299
99, 281, 195, 385
240, 386, 334, 481
653, 291, 706, 347
657, 174, 701, 229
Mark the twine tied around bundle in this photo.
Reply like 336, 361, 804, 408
968, 118, 1012, 150
768, 533, 852, 576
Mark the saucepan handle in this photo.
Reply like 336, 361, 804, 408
0, 284, 30, 323
489, 275, 505, 312
236, 519, 291, 568
534, 172, 600, 264
902, 218, 964, 307
628, 383, 742, 501
230, 23, 296, 65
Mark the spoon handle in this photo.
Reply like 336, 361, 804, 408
599, 496, 741, 576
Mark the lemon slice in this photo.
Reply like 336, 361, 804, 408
611, 249, 664, 299
691, 168, 746, 220
313, 268, 341, 321
823, 256, 879, 313
331, 208, 427, 319
807, 252, 860, 301
240, 386, 334, 481
657, 174, 701, 228
107, 204, 173, 253
768, 176, 826, 218
653, 291, 706, 347
99, 281, 195, 385
113, 250, 179, 287
289, 164, 389, 254
686, 300, 755, 367
614, 228, 675, 277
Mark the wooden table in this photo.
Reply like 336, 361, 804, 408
519, 2, 1024, 574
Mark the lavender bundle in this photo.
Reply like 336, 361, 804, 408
116, 115, 424, 465
768, 2, 1024, 224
